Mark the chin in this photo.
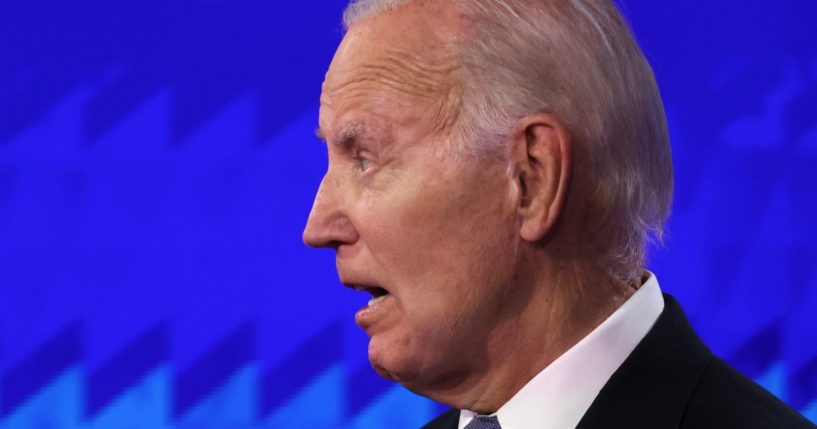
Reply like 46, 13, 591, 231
368, 334, 423, 384
369, 352, 454, 404
368, 335, 455, 399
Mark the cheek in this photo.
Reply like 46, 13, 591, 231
365, 166, 518, 318
358, 165, 520, 383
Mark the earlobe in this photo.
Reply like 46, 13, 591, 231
512, 114, 572, 243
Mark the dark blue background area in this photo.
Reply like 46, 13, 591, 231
1, 0, 816, 427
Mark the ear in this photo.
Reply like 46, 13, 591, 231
509, 114, 572, 242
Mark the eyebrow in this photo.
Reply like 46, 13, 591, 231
315, 123, 366, 150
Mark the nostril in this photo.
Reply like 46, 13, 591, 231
327, 240, 346, 249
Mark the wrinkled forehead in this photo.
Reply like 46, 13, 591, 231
333, 0, 465, 70
320, 1, 464, 124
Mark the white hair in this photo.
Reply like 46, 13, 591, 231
343, 0, 408, 25
342, 0, 673, 283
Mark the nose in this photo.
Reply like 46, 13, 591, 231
302, 174, 359, 248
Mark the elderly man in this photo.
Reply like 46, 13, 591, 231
302, 0, 814, 428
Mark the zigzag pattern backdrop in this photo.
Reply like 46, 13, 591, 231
1, 0, 815, 427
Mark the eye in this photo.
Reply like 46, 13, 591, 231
354, 152, 372, 172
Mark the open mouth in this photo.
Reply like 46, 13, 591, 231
342, 281, 393, 314
347, 283, 393, 327
365, 286, 390, 307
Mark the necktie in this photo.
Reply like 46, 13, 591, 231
464, 415, 502, 429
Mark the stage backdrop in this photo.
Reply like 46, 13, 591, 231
1, 0, 816, 427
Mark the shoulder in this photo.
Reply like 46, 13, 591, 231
422, 408, 460, 429
683, 357, 815, 428
578, 293, 815, 428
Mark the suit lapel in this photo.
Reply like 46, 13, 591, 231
421, 295, 711, 429
576, 294, 712, 429
422, 408, 460, 429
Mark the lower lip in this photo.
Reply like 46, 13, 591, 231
355, 293, 394, 329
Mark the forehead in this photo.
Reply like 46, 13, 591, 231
319, 2, 464, 139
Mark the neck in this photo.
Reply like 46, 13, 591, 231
425, 255, 636, 414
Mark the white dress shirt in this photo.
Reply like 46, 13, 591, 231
458, 273, 665, 429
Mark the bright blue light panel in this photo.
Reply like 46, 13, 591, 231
1, 0, 816, 427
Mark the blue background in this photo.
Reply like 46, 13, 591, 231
1, 0, 816, 427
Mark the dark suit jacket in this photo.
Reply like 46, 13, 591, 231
423, 295, 815, 429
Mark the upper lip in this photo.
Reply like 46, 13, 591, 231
341, 280, 390, 298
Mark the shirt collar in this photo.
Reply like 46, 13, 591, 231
459, 272, 665, 429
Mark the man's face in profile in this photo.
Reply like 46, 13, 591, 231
303, 4, 525, 394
